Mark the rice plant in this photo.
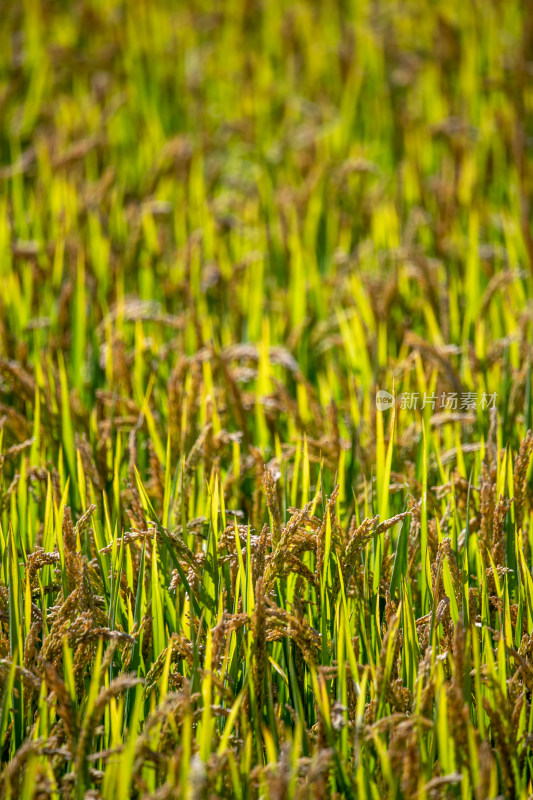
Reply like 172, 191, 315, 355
1, 0, 533, 798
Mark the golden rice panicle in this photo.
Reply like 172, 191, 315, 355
25, 547, 60, 588
384, 590, 397, 629
492, 495, 512, 568
252, 577, 266, 716
75, 503, 97, 536
211, 611, 228, 669
22, 619, 41, 677
62, 506, 83, 597
39, 589, 80, 667
253, 523, 269, 584
43, 663, 78, 752
513, 429, 533, 531
342, 514, 379, 591
476, 740, 496, 800
263, 499, 314, 591
447, 622, 470, 764
0, 740, 42, 799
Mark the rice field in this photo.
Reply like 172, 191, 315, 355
1, 0, 533, 797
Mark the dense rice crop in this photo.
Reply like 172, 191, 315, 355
1, 0, 533, 797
